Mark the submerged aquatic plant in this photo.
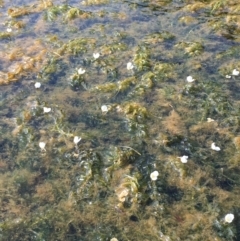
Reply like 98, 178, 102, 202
175, 41, 204, 56
1, 0, 240, 240
0, 31, 12, 40
8, 7, 31, 18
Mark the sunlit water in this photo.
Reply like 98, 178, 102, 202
0, 0, 240, 240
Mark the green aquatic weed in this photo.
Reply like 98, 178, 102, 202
64, 6, 92, 21
153, 63, 175, 81
99, 42, 127, 55
133, 45, 151, 71
8, 7, 30, 18
105, 146, 140, 173
210, 0, 227, 13
94, 82, 118, 93
64, 7, 82, 20
122, 102, 148, 121
58, 38, 95, 56
69, 73, 86, 90
175, 41, 204, 57
0, 32, 11, 40
144, 31, 175, 44
117, 77, 137, 92
44, 5, 65, 21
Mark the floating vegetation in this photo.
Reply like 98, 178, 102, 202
1, 0, 240, 240
69, 68, 87, 90
121, 102, 148, 121
44, 5, 65, 21
0, 32, 11, 40
44, 4, 92, 21
153, 63, 175, 81
175, 41, 204, 57
179, 15, 196, 25
144, 31, 175, 44
58, 37, 96, 56
82, 0, 109, 5
133, 45, 151, 71
64, 7, 84, 21
99, 42, 127, 55
8, 7, 31, 18
94, 82, 118, 93
118, 76, 137, 92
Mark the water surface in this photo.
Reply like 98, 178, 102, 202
0, 0, 240, 240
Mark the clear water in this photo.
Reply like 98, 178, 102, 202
0, 0, 240, 240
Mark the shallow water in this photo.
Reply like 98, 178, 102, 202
0, 0, 240, 240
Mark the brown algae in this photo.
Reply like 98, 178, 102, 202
0, 0, 240, 240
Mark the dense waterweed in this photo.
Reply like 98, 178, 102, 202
0, 0, 240, 240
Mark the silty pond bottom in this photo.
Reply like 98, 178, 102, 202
0, 0, 240, 240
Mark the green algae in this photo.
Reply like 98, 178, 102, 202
0, 0, 240, 240
44, 4, 92, 22
0, 32, 11, 40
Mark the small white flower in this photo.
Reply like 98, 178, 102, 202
207, 118, 215, 122
225, 75, 231, 79
43, 107, 51, 113
232, 69, 239, 76
34, 82, 41, 89
110, 238, 118, 241
178, 155, 188, 163
186, 76, 195, 82
39, 142, 46, 151
127, 62, 134, 70
6, 28, 12, 33
224, 213, 234, 223
211, 142, 221, 151
93, 53, 100, 59
150, 171, 159, 181
78, 68, 86, 75
73, 136, 81, 145
101, 105, 109, 113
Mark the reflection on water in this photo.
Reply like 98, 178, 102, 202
0, 0, 240, 240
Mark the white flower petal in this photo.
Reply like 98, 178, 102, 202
224, 213, 234, 223
150, 171, 159, 181
207, 118, 215, 122
101, 105, 109, 113
34, 82, 41, 88
39, 142, 46, 151
93, 53, 100, 59
179, 155, 188, 163
232, 69, 239, 76
225, 75, 231, 79
73, 136, 82, 144
43, 107, 51, 113
211, 142, 220, 151
186, 76, 195, 82
78, 68, 86, 75
127, 62, 134, 70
